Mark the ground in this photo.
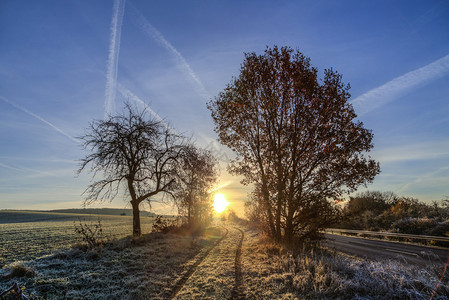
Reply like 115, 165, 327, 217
1, 221, 448, 299
0, 211, 155, 266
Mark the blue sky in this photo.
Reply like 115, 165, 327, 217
1, 0, 448, 215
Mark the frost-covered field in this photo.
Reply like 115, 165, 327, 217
1, 219, 448, 299
0, 211, 155, 265
242, 228, 449, 299
0, 227, 225, 299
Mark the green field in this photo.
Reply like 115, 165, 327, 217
0, 210, 155, 266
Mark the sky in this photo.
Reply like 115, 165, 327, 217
1, 0, 448, 216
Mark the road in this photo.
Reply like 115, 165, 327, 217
323, 233, 449, 266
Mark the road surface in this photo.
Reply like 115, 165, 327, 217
323, 233, 449, 266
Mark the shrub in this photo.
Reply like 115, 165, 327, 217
74, 218, 105, 251
338, 191, 449, 232
392, 218, 438, 235
427, 220, 449, 236
151, 215, 180, 234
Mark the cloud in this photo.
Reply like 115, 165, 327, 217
0, 95, 79, 143
372, 140, 449, 163
127, 3, 210, 100
351, 53, 449, 115
117, 83, 177, 133
104, 0, 126, 118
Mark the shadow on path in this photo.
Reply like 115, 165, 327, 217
230, 227, 245, 299
170, 228, 229, 299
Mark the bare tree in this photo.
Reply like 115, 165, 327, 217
208, 46, 380, 243
175, 144, 218, 230
78, 103, 185, 236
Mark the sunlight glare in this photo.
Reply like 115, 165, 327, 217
213, 194, 229, 213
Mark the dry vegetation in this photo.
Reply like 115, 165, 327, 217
242, 228, 449, 299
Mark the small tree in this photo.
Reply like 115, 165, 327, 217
175, 144, 218, 230
78, 104, 185, 236
208, 46, 380, 243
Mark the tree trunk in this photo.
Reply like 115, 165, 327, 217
283, 190, 296, 245
131, 200, 141, 237
284, 213, 294, 245
188, 196, 192, 227
275, 195, 282, 242
262, 184, 276, 238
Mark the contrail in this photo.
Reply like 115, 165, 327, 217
396, 166, 449, 195
104, 0, 126, 118
127, 3, 210, 100
0, 162, 56, 177
117, 83, 175, 132
209, 181, 234, 193
0, 95, 79, 143
0, 162, 22, 172
351, 53, 449, 116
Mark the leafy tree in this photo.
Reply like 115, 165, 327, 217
344, 191, 395, 217
244, 184, 265, 228
174, 144, 218, 230
78, 104, 185, 236
208, 46, 380, 243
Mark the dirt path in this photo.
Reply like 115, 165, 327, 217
169, 227, 229, 299
173, 225, 245, 299
231, 227, 245, 299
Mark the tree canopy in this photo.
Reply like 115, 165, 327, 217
208, 46, 380, 243
174, 144, 218, 231
78, 104, 185, 236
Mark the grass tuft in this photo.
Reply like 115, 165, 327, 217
6, 262, 35, 278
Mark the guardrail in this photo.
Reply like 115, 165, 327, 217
325, 228, 449, 242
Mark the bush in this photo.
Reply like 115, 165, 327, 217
392, 218, 438, 235
226, 209, 248, 225
338, 191, 449, 233
151, 216, 180, 234
74, 218, 105, 251
428, 220, 449, 237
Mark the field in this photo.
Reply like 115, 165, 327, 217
1, 213, 448, 299
0, 210, 155, 266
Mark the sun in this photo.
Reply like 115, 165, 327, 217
213, 194, 229, 213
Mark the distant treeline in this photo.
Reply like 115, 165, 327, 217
337, 191, 449, 238
47, 208, 156, 217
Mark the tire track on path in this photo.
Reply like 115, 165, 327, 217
169, 227, 229, 299
230, 227, 245, 299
